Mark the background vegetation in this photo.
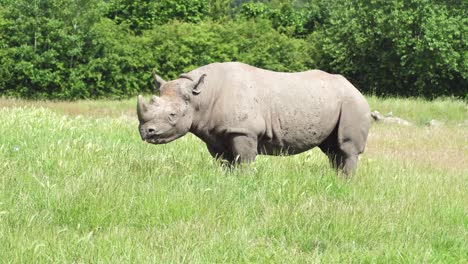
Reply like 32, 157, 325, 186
1, 98, 467, 262
0, 0, 466, 99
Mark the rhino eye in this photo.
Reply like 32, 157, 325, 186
168, 113, 177, 123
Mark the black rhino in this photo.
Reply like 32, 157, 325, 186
137, 62, 371, 175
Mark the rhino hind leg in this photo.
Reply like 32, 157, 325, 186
336, 98, 370, 175
318, 127, 344, 172
319, 102, 370, 176
334, 147, 358, 176
319, 131, 360, 176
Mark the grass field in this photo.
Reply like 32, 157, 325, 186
1, 97, 467, 262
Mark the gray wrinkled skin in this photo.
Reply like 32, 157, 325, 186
137, 62, 371, 175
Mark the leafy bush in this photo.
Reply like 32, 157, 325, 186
239, 1, 325, 37
74, 19, 155, 99
0, 0, 155, 99
0, 0, 102, 99
311, 0, 467, 97
147, 19, 313, 79
106, 0, 209, 33
0, 0, 465, 99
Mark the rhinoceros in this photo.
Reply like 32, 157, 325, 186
137, 62, 371, 175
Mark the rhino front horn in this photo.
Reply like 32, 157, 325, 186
137, 95, 148, 121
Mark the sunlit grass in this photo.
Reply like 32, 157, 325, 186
2, 96, 466, 125
0, 98, 135, 118
367, 96, 467, 125
0, 98, 467, 262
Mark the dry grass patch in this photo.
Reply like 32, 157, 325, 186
0, 98, 135, 118
366, 123, 467, 171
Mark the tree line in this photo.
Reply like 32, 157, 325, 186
0, 0, 466, 99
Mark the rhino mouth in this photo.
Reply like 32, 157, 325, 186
139, 128, 167, 144
145, 135, 163, 144
144, 134, 174, 144
145, 131, 184, 144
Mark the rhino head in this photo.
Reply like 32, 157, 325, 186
137, 71, 206, 144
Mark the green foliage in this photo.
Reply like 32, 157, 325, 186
239, 1, 324, 37
106, 0, 209, 32
75, 19, 155, 99
147, 19, 313, 79
0, 0, 154, 99
0, 0, 101, 98
208, 0, 234, 21
0, 0, 466, 99
311, 0, 467, 97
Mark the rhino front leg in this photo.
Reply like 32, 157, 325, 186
229, 135, 258, 164
206, 144, 234, 164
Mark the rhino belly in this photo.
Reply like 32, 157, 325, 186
258, 102, 340, 156
258, 127, 326, 155
258, 140, 318, 155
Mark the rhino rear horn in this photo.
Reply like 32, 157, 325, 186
152, 70, 166, 91
150, 95, 161, 105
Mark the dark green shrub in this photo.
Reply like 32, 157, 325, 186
311, 0, 467, 97
0, 0, 103, 99
0, 0, 155, 99
146, 19, 313, 80
239, 1, 322, 37
73, 19, 155, 99
106, 0, 209, 33
1, 0, 465, 99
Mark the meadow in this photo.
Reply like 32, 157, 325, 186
0, 97, 467, 262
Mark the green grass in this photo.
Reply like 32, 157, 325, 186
1, 97, 467, 262
367, 96, 467, 125
2, 96, 466, 125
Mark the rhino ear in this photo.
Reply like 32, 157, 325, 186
152, 70, 166, 91
191, 74, 207, 95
